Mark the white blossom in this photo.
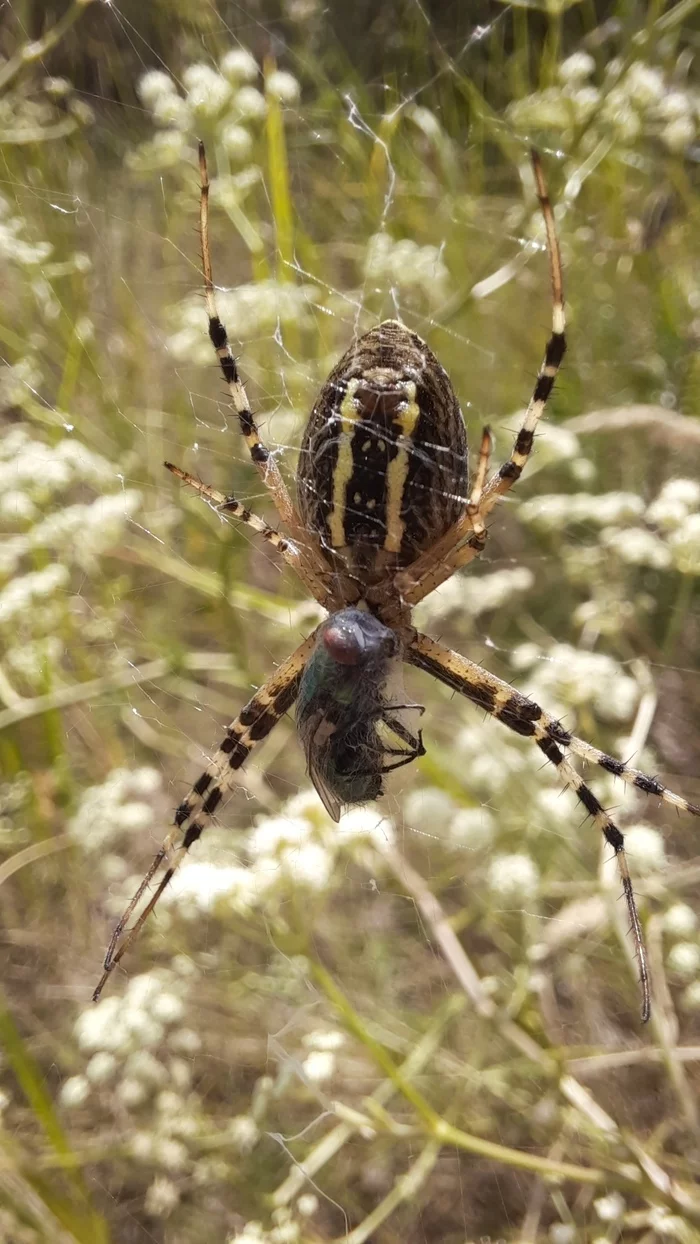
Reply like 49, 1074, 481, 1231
228, 1114, 260, 1151
86, 1051, 117, 1084
220, 49, 259, 84
221, 123, 254, 161
145, 1177, 180, 1218
266, 71, 301, 105
137, 71, 176, 109
668, 514, 700, 574
449, 807, 497, 849
183, 64, 232, 116
668, 942, 700, 978
235, 86, 268, 120
559, 53, 595, 83
624, 63, 665, 108
624, 823, 666, 873
60, 1075, 90, 1107
594, 1192, 625, 1222
402, 787, 456, 835
664, 904, 697, 938
302, 1049, 335, 1084
338, 805, 395, 849
487, 853, 539, 902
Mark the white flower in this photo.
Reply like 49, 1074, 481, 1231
137, 71, 176, 109
624, 63, 665, 108
118, 1077, 148, 1108
151, 95, 191, 130
449, 807, 496, 849
669, 513, 700, 574
663, 903, 697, 938
226, 1223, 267, 1244
86, 1051, 117, 1084
183, 64, 231, 116
402, 787, 455, 834
365, 231, 449, 302
157, 1090, 183, 1115
277, 842, 333, 889
145, 1177, 180, 1218
302, 1049, 335, 1084
125, 1050, 168, 1086
228, 1114, 259, 1152
549, 1224, 576, 1244
601, 525, 671, 569
153, 1137, 188, 1171
297, 1194, 318, 1216
594, 1192, 625, 1222
221, 124, 253, 161
150, 991, 185, 1025
0, 489, 35, 521
164, 861, 256, 915
624, 823, 666, 873
0, 564, 68, 625
487, 853, 539, 902
235, 86, 268, 120
558, 52, 595, 83
338, 805, 395, 849
682, 980, 700, 1011
668, 942, 700, 978
658, 90, 692, 120
220, 49, 259, 84
249, 814, 309, 856
303, 1028, 345, 1051
169, 1027, 202, 1054
75, 996, 126, 1053
60, 1075, 90, 1107
266, 70, 300, 104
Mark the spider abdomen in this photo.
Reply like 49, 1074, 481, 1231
298, 320, 468, 576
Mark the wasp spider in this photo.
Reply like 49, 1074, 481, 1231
95, 143, 699, 1020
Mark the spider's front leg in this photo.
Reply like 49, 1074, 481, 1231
93, 629, 319, 1000
195, 142, 329, 600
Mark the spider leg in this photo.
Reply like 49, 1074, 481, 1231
391, 152, 565, 610
164, 462, 330, 597
93, 628, 318, 1000
481, 150, 566, 508
407, 631, 657, 1022
465, 424, 492, 552
197, 143, 329, 600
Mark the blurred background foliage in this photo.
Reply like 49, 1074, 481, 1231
1, 0, 700, 1240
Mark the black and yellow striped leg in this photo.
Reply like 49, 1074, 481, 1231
197, 143, 330, 603
164, 462, 317, 585
391, 155, 566, 613
405, 631, 681, 1022
93, 629, 319, 1000
482, 150, 566, 509
198, 142, 296, 531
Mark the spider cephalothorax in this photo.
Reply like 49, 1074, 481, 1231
94, 142, 699, 1022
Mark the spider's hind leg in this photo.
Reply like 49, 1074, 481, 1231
408, 631, 657, 1021
93, 628, 318, 1000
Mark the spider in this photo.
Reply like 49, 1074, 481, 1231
95, 143, 700, 1020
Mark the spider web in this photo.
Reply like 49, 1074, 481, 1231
2, 1, 700, 1240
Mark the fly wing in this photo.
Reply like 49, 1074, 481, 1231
298, 708, 343, 823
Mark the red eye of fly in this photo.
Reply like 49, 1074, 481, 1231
322, 621, 365, 665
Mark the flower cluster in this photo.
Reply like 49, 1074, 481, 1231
508, 52, 699, 153
130, 53, 301, 176
364, 230, 450, 303
157, 788, 395, 921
